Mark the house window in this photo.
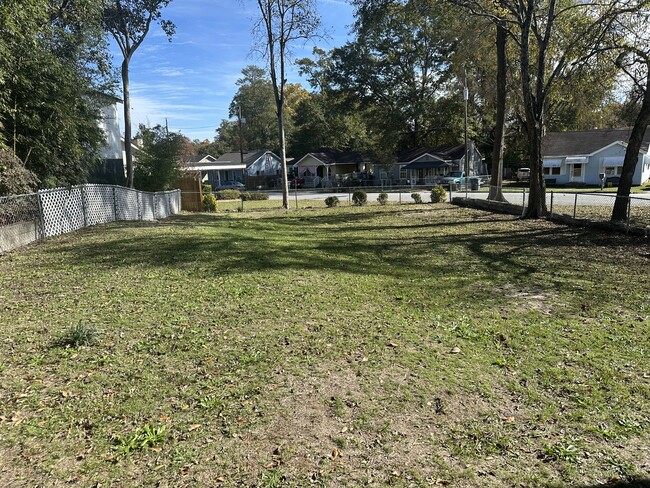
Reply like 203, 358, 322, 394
604, 166, 622, 176
399, 166, 407, 180
543, 166, 561, 176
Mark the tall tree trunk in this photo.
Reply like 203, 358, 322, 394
277, 103, 289, 209
612, 63, 650, 222
519, 5, 547, 218
525, 123, 547, 217
488, 22, 507, 202
122, 58, 133, 188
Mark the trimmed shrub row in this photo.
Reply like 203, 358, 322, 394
323, 186, 447, 209
241, 192, 269, 201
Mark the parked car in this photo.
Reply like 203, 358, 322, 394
217, 180, 245, 190
516, 167, 530, 182
438, 171, 466, 186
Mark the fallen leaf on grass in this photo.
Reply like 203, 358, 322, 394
189, 424, 201, 431
450, 347, 461, 354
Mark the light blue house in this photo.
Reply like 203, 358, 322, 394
542, 128, 650, 186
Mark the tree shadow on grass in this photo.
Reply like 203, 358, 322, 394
576, 480, 650, 488
45, 208, 646, 299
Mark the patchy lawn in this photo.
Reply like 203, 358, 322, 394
0, 204, 648, 487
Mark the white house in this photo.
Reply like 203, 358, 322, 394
92, 94, 126, 185
542, 128, 650, 186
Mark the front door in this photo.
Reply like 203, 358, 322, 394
570, 164, 583, 183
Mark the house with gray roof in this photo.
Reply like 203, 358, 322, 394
217, 150, 282, 189
376, 142, 484, 186
542, 128, 650, 186
183, 154, 246, 189
292, 148, 372, 187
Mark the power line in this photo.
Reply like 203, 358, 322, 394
170, 124, 218, 130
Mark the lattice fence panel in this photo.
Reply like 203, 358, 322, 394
140, 193, 155, 221
155, 192, 171, 219
40, 187, 85, 238
83, 185, 116, 226
116, 187, 139, 221
170, 190, 181, 214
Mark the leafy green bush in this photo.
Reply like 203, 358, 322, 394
202, 184, 212, 194
430, 185, 447, 203
352, 190, 367, 206
411, 193, 423, 204
377, 192, 389, 205
325, 196, 340, 208
216, 189, 241, 200
241, 191, 269, 201
0, 150, 38, 196
203, 192, 218, 211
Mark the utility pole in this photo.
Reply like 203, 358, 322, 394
238, 105, 245, 167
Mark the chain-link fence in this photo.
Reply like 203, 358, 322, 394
467, 186, 650, 230
0, 193, 43, 253
0, 185, 181, 253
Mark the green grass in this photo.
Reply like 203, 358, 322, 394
0, 204, 649, 486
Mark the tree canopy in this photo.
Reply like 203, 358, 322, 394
0, 0, 114, 194
102, 0, 175, 188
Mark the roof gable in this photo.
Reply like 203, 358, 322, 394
186, 154, 217, 163
217, 150, 278, 166
294, 148, 370, 166
397, 144, 466, 163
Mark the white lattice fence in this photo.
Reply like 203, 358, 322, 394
140, 193, 156, 221
116, 187, 140, 221
40, 187, 85, 238
155, 192, 172, 219
2, 186, 180, 252
83, 185, 116, 226
170, 191, 181, 214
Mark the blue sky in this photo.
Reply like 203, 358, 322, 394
110, 0, 355, 142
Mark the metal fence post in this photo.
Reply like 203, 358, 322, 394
521, 190, 526, 216
573, 193, 578, 219
626, 196, 631, 235
112, 186, 118, 222
36, 191, 46, 241
549, 191, 554, 217
80, 186, 88, 228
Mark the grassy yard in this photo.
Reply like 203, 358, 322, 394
0, 204, 649, 487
